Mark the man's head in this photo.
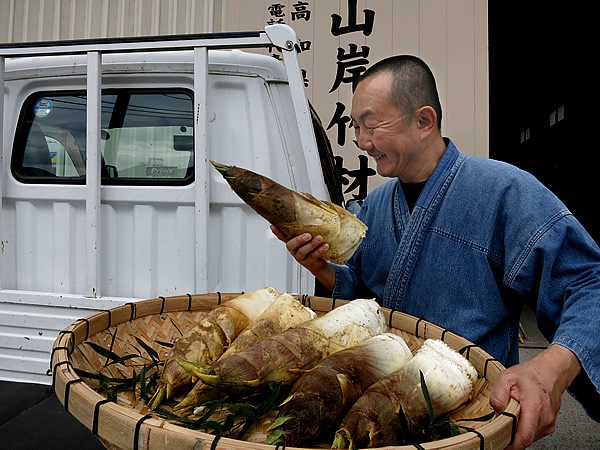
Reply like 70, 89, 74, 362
360, 55, 442, 131
351, 55, 446, 182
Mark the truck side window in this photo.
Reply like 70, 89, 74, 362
12, 90, 194, 185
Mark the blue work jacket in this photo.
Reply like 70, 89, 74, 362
332, 140, 599, 417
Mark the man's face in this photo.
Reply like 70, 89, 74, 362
351, 72, 420, 181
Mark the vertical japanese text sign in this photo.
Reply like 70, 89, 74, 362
264, 0, 379, 203
327, 0, 376, 202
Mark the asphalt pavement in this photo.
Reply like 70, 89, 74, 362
0, 305, 597, 449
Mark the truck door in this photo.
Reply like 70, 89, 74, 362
9, 88, 197, 298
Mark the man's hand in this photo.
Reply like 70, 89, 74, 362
490, 344, 581, 449
270, 225, 336, 292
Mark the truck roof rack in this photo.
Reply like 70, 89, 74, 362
0, 30, 263, 51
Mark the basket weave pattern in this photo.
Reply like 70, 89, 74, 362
52, 293, 519, 449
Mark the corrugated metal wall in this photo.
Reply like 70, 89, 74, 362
0, 0, 222, 41
1, 0, 488, 197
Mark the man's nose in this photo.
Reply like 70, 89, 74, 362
356, 129, 373, 151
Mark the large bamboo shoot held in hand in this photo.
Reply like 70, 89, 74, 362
332, 339, 478, 448
148, 287, 279, 410
196, 299, 386, 393
266, 333, 413, 447
211, 161, 367, 264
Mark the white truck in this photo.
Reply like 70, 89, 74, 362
0, 25, 342, 384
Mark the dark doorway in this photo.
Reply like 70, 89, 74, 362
488, 4, 596, 243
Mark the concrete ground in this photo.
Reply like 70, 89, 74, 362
518, 306, 599, 449
0, 305, 597, 449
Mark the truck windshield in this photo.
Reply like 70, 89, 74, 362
12, 90, 194, 185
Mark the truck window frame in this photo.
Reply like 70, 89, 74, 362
11, 88, 195, 186
11, 89, 344, 205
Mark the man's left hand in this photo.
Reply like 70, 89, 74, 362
489, 344, 581, 449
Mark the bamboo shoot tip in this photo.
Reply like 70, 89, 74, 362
244, 379, 261, 387
209, 160, 230, 172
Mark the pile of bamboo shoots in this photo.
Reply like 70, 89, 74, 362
147, 288, 479, 447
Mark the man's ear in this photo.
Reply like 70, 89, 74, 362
415, 106, 437, 137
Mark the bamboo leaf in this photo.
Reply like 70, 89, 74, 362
227, 405, 257, 421
264, 429, 286, 445
105, 354, 138, 366
154, 407, 193, 426
237, 382, 285, 440
260, 382, 283, 413
135, 337, 159, 361
132, 369, 137, 401
75, 367, 133, 385
139, 365, 148, 398
397, 404, 413, 445
202, 421, 222, 435
167, 316, 184, 337
419, 370, 435, 427
155, 340, 174, 348
106, 331, 118, 367
74, 368, 101, 380
84, 341, 124, 362
266, 416, 291, 432
278, 394, 294, 407
189, 400, 225, 430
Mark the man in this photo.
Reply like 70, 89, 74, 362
271, 55, 599, 448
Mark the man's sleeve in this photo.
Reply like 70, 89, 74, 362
515, 215, 600, 420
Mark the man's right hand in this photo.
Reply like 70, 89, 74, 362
270, 225, 336, 292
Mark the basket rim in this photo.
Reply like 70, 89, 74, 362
51, 292, 520, 450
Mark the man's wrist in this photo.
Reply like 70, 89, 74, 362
542, 344, 582, 389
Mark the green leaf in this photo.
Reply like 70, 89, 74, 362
189, 400, 225, 430
84, 341, 124, 362
264, 429, 286, 445
202, 421, 222, 434
74, 367, 133, 385
449, 422, 461, 436
266, 416, 291, 432
419, 370, 435, 426
105, 354, 138, 367
106, 331, 118, 366
135, 337, 159, 361
228, 405, 257, 421
278, 394, 294, 407
154, 407, 193, 426
145, 371, 159, 394
139, 365, 148, 398
260, 382, 283, 413
74, 368, 102, 380
167, 316, 184, 336
397, 404, 413, 445
131, 369, 137, 400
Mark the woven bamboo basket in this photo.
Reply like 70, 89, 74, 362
51, 293, 519, 449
